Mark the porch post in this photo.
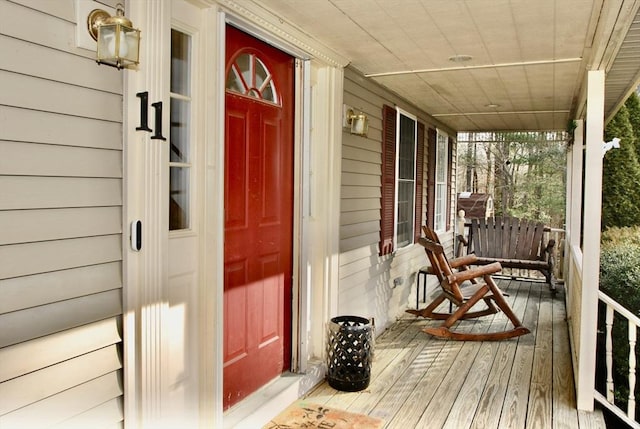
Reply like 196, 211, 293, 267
577, 70, 604, 411
568, 120, 584, 251
565, 120, 584, 319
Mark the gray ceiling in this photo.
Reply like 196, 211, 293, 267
250, 0, 640, 132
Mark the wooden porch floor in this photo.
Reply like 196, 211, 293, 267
302, 278, 606, 429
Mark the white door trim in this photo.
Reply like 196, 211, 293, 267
123, 2, 344, 427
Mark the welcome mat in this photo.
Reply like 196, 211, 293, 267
263, 401, 384, 429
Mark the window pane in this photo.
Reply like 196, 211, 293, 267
436, 134, 447, 182
170, 167, 190, 230
398, 115, 416, 180
397, 180, 415, 247
225, 53, 279, 104
226, 65, 244, 93
170, 98, 190, 163
435, 183, 446, 231
396, 112, 417, 247
171, 30, 190, 96
435, 131, 449, 231
170, 29, 191, 232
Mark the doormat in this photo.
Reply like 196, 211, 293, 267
263, 401, 384, 429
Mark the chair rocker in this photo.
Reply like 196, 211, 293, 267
409, 235, 530, 341
407, 226, 487, 320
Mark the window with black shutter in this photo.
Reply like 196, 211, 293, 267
426, 128, 452, 232
379, 105, 425, 255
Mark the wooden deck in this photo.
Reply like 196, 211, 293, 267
302, 278, 606, 428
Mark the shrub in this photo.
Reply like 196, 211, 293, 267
600, 238, 640, 312
598, 228, 640, 412
602, 226, 640, 248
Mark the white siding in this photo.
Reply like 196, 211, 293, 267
339, 67, 457, 333
0, 1, 124, 427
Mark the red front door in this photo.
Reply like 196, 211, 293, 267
223, 25, 294, 410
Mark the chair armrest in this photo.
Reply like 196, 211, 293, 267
447, 262, 502, 284
541, 238, 556, 263
456, 234, 468, 246
449, 254, 478, 268
456, 234, 468, 258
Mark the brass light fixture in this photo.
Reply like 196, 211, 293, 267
87, 3, 140, 70
345, 108, 369, 137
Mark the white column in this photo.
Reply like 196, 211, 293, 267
124, 1, 171, 427
569, 120, 584, 249
565, 120, 584, 321
306, 63, 343, 362
577, 70, 605, 411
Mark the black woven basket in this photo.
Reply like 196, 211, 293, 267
326, 315, 373, 392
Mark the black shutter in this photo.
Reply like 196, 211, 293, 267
380, 105, 396, 255
446, 136, 454, 231
426, 128, 437, 228
414, 122, 425, 242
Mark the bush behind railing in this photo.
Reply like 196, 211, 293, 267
598, 226, 640, 415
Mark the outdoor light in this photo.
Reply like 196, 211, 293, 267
346, 108, 369, 137
448, 54, 473, 63
87, 3, 140, 70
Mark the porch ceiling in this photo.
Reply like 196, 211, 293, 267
249, 0, 640, 132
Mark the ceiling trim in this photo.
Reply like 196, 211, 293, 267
433, 110, 570, 117
365, 58, 583, 78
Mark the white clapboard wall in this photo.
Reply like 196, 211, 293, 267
0, 0, 124, 428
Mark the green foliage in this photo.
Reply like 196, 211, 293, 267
602, 105, 640, 228
601, 226, 640, 247
599, 232, 640, 412
506, 141, 566, 226
625, 92, 640, 161
456, 131, 566, 227
600, 238, 640, 312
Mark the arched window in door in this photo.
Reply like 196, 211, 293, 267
226, 52, 280, 105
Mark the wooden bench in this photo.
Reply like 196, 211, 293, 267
458, 217, 556, 291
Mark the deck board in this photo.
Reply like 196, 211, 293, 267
301, 279, 605, 429
553, 288, 581, 429
470, 279, 532, 429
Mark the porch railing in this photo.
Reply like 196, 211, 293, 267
596, 291, 640, 429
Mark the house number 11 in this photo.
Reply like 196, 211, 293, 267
136, 91, 166, 141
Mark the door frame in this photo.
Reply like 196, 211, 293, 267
221, 14, 306, 378
122, 1, 347, 427
214, 9, 346, 422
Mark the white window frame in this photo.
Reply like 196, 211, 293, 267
393, 108, 418, 249
169, 27, 195, 234
434, 129, 449, 232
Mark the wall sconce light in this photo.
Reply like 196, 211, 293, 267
87, 3, 140, 70
345, 107, 369, 137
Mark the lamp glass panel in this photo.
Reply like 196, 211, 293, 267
351, 115, 368, 135
122, 26, 140, 64
96, 23, 118, 60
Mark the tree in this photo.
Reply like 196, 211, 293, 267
457, 131, 567, 227
625, 92, 640, 160
602, 104, 640, 228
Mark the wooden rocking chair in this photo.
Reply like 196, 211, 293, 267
408, 232, 530, 341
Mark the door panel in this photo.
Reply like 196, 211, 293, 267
223, 25, 294, 409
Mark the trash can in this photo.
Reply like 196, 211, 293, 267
326, 315, 373, 392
